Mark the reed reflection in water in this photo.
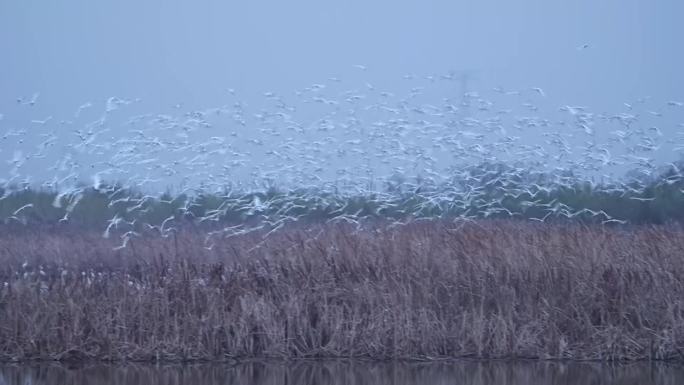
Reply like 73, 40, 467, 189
1, 360, 683, 385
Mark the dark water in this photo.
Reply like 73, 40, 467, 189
1, 360, 683, 385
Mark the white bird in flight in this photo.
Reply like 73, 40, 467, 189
531, 87, 545, 97
31, 116, 52, 125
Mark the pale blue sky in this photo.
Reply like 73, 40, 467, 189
0, 1, 682, 188
1, 0, 681, 112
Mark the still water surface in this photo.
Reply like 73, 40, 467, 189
1, 360, 683, 385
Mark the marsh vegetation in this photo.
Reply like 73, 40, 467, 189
1, 220, 684, 362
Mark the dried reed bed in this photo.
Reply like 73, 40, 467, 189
0, 220, 684, 362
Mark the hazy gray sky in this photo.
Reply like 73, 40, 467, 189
1, 0, 682, 113
1, 0, 683, 192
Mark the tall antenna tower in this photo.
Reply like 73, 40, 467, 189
458, 69, 477, 118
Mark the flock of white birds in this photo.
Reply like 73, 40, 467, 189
1, 69, 683, 248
